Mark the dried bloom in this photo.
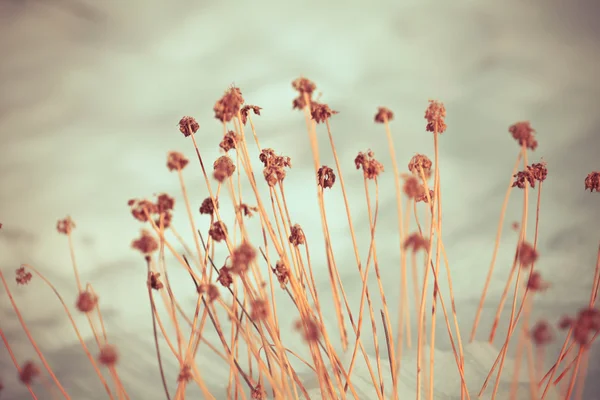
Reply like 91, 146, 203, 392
98, 344, 118, 366
518, 241, 538, 267
156, 193, 175, 213
147, 271, 163, 291
572, 307, 600, 346
585, 171, 600, 192
509, 121, 538, 151
19, 361, 40, 384
251, 384, 267, 400
199, 197, 219, 216
131, 230, 159, 254
56, 216, 75, 235
273, 260, 290, 288
310, 102, 338, 124
230, 242, 256, 274
295, 317, 322, 342
16, 266, 32, 285
238, 203, 258, 217
260, 148, 291, 187
527, 271, 549, 292
128, 199, 158, 222
531, 321, 553, 346
558, 316, 573, 330
208, 221, 228, 242
292, 77, 316, 95
403, 233, 429, 253
167, 151, 189, 171
529, 162, 548, 182
416, 188, 435, 204
354, 150, 384, 179
512, 169, 536, 189
374, 107, 394, 124
240, 105, 262, 125
198, 283, 220, 302
292, 95, 307, 110
317, 166, 336, 189
76, 290, 98, 313
216, 266, 233, 288
250, 299, 270, 321
403, 176, 424, 199
408, 154, 432, 179
289, 224, 305, 246
213, 155, 236, 182
178, 116, 199, 137
219, 130, 240, 152
178, 364, 193, 383
424, 100, 447, 133
214, 86, 244, 123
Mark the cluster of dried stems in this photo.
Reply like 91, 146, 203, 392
1, 78, 599, 400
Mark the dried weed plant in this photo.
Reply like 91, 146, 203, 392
0, 79, 599, 400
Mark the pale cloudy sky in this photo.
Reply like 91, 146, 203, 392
0, 0, 599, 398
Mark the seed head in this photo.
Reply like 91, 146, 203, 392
56, 216, 75, 235
527, 271, 549, 292
156, 193, 175, 213
416, 189, 435, 204
167, 151, 189, 171
213, 155, 236, 182
178, 116, 199, 137
295, 316, 322, 342
585, 171, 600, 192
219, 130, 240, 153
260, 149, 291, 187
572, 307, 600, 346
558, 316, 573, 330
289, 224, 305, 246
317, 166, 336, 189
128, 199, 157, 223
230, 241, 256, 274
424, 100, 447, 133
273, 260, 290, 288
531, 321, 553, 346
251, 384, 267, 399
19, 361, 40, 385
76, 290, 98, 313
216, 266, 233, 288
198, 283, 220, 302
512, 169, 536, 189
354, 150, 384, 180
310, 102, 338, 124
238, 203, 258, 218
199, 197, 219, 216
131, 230, 159, 254
408, 154, 432, 179
147, 271, 163, 291
403, 233, 429, 253
518, 241, 538, 267
16, 266, 32, 285
208, 221, 228, 242
98, 344, 118, 366
178, 364, 193, 383
292, 77, 317, 95
403, 176, 424, 199
374, 107, 394, 124
250, 299, 270, 321
509, 121, 538, 151
240, 105, 262, 125
214, 86, 244, 123
529, 162, 548, 182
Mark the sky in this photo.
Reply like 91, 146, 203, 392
0, 0, 599, 398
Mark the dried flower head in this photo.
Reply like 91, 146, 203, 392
198, 283, 220, 302
131, 230, 159, 254
273, 260, 290, 288
251, 384, 267, 399
573, 307, 600, 345
219, 130, 240, 152
16, 266, 32, 285
128, 199, 157, 222
512, 169, 536, 189
178, 116, 199, 137
424, 100, 447, 133
240, 105, 262, 125
295, 316, 322, 342
509, 121, 538, 151
208, 221, 228, 242
408, 154, 432, 179
178, 364, 193, 383
76, 290, 98, 313
56, 216, 75, 235
230, 242, 256, 274
558, 316, 573, 330
260, 148, 291, 187
238, 203, 258, 217
310, 102, 338, 124
529, 162, 548, 182
518, 241, 538, 267
374, 107, 394, 124
354, 150, 384, 179
403, 176, 424, 199
167, 151, 189, 171
403, 233, 429, 253
585, 171, 600, 192
98, 344, 118, 366
214, 86, 244, 123
199, 197, 219, 216
213, 155, 236, 182
19, 361, 40, 385
416, 188, 435, 204
292, 77, 316, 96
289, 224, 305, 246
147, 271, 164, 291
317, 166, 336, 189
156, 193, 175, 213
531, 321, 553, 346
527, 271, 549, 292
250, 299, 270, 321
216, 266, 233, 288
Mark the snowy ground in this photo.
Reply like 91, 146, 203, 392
1, 0, 599, 398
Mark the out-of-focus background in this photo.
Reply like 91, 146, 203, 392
1, 0, 599, 398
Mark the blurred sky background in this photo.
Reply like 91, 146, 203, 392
1, 0, 599, 398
